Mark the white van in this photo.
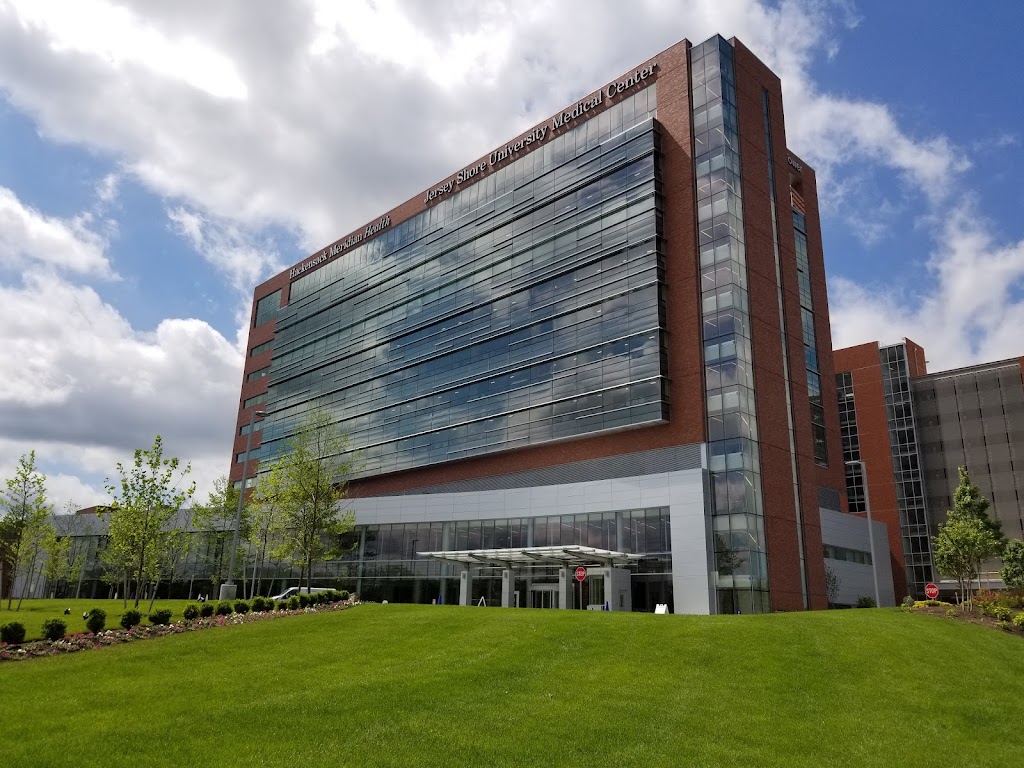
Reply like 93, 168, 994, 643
270, 587, 333, 601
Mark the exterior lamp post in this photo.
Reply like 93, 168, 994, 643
220, 408, 265, 601
846, 459, 881, 607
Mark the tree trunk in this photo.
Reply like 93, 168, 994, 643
147, 580, 159, 614
17, 548, 40, 610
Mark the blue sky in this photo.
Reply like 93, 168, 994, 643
0, 0, 1021, 509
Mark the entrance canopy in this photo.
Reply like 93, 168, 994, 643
417, 544, 642, 568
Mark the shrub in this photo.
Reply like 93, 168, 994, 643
85, 608, 107, 633
991, 605, 1013, 622
120, 609, 142, 629
997, 620, 1012, 632
278, 600, 292, 611
233, 600, 250, 615
149, 609, 173, 625
200, 602, 215, 618
215, 601, 234, 616
0, 621, 26, 645
856, 596, 877, 609
250, 596, 266, 612
287, 596, 300, 610
901, 595, 915, 609
41, 618, 67, 641
945, 608, 957, 618
298, 594, 310, 608
1013, 613, 1024, 630
182, 603, 200, 621
339, 590, 350, 601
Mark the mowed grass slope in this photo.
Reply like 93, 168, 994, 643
2, 605, 1022, 767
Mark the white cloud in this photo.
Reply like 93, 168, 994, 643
0, 0, 1019, 505
830, 203, 1024, 370
0, 186, 113, 276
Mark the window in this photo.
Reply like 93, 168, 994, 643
254, 290, 282, 327
250, 340, 273, 357
246, 367, 270, 382
242, 395, 265, 409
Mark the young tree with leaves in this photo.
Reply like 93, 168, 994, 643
951, 467, 1004, 589
932, 512, 999, 607
824, 564, 841, 608
1001, 539, 1024, 590
104, 435, 195, 609
269, 410, 356, 592
193, 476, 249, 595
0, 452, 55, 610
248, 462, 287, 598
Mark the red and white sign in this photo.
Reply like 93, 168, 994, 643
575, 566, 587, 582
925, 583, 940, 599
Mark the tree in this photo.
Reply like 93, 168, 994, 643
103, 436, 195, 609
824, 564, 841, 608
41, 526, 80, 597
269, 410, 356, 592
247, 462, 288, 598
0, 452, 55, 610
932, 511, 999, 607
1001, 539, 1024, 590
193, 476, 249, 594
950, 467, 1004, 589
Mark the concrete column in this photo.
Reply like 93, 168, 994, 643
459, 567, 473, 606
558, 568, 571, 609
501, 568, 514, 608
607, 568, 632, 612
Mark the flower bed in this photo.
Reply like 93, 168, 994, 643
0, 600, 356, 663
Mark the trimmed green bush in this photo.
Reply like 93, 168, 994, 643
278, 600, 291, 611
856, 596, 877, 609
215, 601, 234, 616
149, 609, 173, 625
287, 596, 300, 610
233, 600, 250, 615
250, 596, 266, 612
991, 605, 1013, 622
120, 609, 142, 629
200, 602, 215, 618
182, 603, 200, 621
85, 608, 106, 633
41, 618, 67, 641
298, 594, 310, 608
0, 621, 26, 645
339, 590, 350, 601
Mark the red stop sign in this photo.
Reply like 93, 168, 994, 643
925, 583, 939, 599
575, 566, 587, 582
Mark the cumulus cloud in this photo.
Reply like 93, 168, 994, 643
830, 203, 1024, 370
0, 186, 113, 276
0, 0, 1018, 507
0, 270, 243, 507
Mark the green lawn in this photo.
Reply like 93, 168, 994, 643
2, 605, 1022, 767
0, 599, 195, 639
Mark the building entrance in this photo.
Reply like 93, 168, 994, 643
530, 584, 559, 609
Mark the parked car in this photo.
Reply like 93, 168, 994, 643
270, 587, 333, 601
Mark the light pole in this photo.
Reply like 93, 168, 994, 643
846, 459, 881, 607
220, 408, 265, 602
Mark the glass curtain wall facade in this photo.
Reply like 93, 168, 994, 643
341, 508, 673, 611
793, 213, 827, 464
879, 343, 933, 595
690, 36, 769, 614
259, 88, 666, 478
836, 371, 867, 513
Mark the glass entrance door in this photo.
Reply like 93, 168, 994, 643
530, 585, 559, 608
